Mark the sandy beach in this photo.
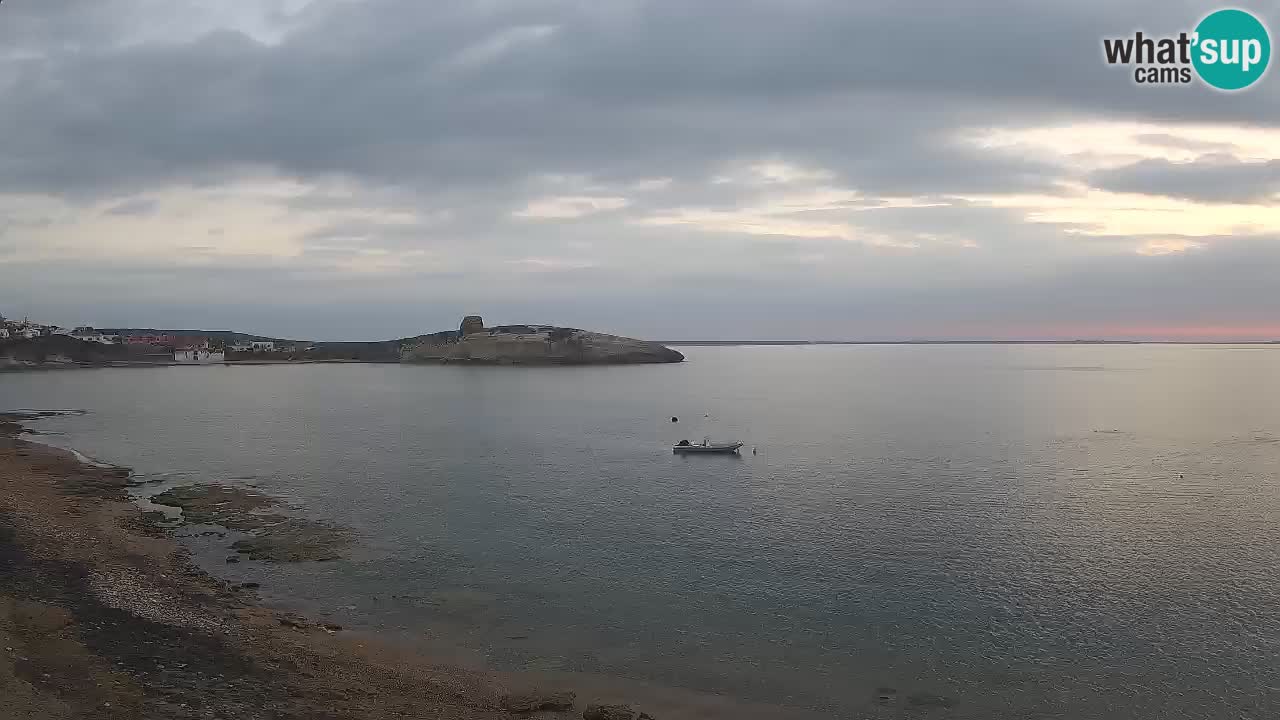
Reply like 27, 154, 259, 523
0, 412, 819, 720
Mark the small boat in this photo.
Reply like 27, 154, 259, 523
673, 438, 744, 454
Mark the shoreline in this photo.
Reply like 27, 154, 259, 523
0, 412, 818, 720
1, 359, 395, 372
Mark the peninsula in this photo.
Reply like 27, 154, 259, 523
0, 314, 684, 369
402, 316, 685, 365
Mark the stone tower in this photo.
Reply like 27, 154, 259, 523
459, 315, 485, 336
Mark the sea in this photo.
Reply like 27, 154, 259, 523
4, 344, 1280, 719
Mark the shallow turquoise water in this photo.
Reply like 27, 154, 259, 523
5, 345, 1280, 717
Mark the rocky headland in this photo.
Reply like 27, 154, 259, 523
1, 316, 683, 369
402, 316, 684, 365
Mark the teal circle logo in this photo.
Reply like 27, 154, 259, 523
1192, 9, 1271, 90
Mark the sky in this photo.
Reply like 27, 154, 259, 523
2, 0, 1279, 341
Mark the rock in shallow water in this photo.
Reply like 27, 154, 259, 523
582, 704, 654, 720
907, 692, 956, 709
278, 614, 310, 629
150, 483, 351, 562
500, 690, 576, 712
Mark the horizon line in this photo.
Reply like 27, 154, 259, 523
662, 339, 1280, 345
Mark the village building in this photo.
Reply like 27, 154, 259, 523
123, 334, 208, 348
69, 327, 119, 344
173, 348, 226, 364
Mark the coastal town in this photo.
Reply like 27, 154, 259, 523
0, 312, 291, 364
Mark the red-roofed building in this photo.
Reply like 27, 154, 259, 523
125, 334, 209, 349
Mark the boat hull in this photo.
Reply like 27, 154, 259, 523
673, 443, 743, 454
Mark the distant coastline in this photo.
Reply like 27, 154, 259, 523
1, 315, 685, 369
665, 339, 1280, 346
5, 315, 1277, 373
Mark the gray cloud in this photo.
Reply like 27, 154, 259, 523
1089, 155, 1280, 204
102, 197, 159, 216
5, 0, 1275, 201
1133, 133, 1238, 154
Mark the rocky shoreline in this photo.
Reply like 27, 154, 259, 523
0, 412, 814, 720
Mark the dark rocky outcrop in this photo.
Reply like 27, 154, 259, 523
0, 336, 154, 367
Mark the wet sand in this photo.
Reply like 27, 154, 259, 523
0, 413, 822, 720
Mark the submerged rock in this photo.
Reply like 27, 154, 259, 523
500, 690, 576, 712
229, 519, 347, 562
582, 704, 654, 720
151, 484, 351, 562
278, 614, 310, 629
907, 692, 956, 709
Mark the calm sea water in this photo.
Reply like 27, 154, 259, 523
5, 345, 1280, 718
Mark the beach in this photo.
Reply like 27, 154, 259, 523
0, 412, 514, 719
0, 412, 819, 720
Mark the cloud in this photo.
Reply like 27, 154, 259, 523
6, 0, 1250, 202
514, 196, 631, 219
443, 24, 560, 70
1133, 133, 1238, 154
1088, 155, 1280, 204
103, 197, 159, 216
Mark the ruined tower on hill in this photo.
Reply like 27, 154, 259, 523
403, 315, 684, 365
459, 315, 484, 336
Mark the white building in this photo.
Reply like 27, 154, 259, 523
174, 348, 226, 364
250, 341, 275, 352
20, 327, 41, 340
0, 328, 9, 339
69, 327, 117, 344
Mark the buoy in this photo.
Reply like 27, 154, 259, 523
752, 447, 757, 455
671, 416, 678, 423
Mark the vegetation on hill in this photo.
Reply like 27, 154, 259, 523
0, 336, 162, 365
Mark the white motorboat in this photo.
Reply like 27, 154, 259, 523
673, 438, 744, 454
